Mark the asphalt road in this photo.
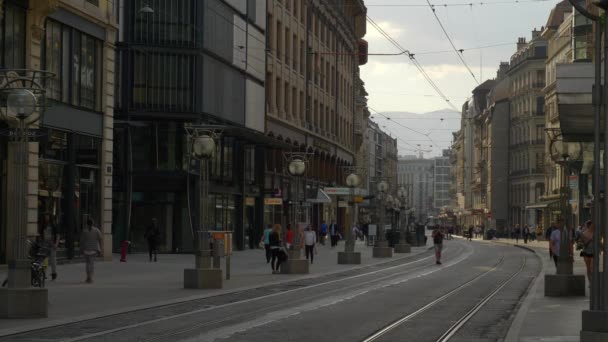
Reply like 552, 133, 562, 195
2, 240, 540, 342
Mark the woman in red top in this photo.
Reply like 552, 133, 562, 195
285, 224, 294, 249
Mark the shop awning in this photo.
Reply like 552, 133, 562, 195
525, 199, 560, 210
307, 189, 332, 204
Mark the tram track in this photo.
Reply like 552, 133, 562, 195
361, 255, 528, 342
2, 245, 463, 342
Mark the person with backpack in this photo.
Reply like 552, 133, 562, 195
432, 227, 445, 265
144, 218, 161, 262
545, 223, 556, 259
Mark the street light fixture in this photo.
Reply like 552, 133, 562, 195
0, 69, 54, 318
338, 173, 362, 264
395, 186, 411, 253
183, 128, 223, 289
373, 179, 393, 258
544, 131, 585, 297
282, 153, 311, 274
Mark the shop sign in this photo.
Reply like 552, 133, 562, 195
324, 187, 352, 195
354, 196, 364, 203
0, 128, 46, 141
264, 198, 283, 206
245, 197, 255, 206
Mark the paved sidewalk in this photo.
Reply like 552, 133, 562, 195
0, 240, 431, 335
490, 238, 588, 342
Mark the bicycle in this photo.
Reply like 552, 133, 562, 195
1, 240, 48, 288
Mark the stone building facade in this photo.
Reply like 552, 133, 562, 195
507, 30, 547, 228
0, 0, 116, 262
264, 0, 367, 231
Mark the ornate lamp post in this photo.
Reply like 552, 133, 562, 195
282, 153, 311, 274
338, 172, 362, 264
395, 187, 411, 253
544, 130, 585, 296
373, 180, 393, 258
0, 70, 54, 318
183, 128, 223, 289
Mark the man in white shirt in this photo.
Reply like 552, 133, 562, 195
304, 226, 317, 264
550, 221, 563, 271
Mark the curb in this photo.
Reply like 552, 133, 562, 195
0, 245, 434, 336
494, 241, 546, 342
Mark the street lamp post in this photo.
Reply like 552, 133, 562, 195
394, 187, 411, 253
544, 132, 585, 297
183, 129, 223, 289
373, 180, 393, 258
338, 173, 362, 264
281, 153, 310, 274
0, 69, 54, 318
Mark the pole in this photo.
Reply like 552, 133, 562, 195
346, 186, 355, 252
16, 117, 25, 260
603, 12, 608, 310
591, 17, 602, 312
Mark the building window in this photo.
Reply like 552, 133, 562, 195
44, 19, 103, 112
0, 1, 26, 69
85, 0, 100, 6
132, 51, 195, 112
134, 0, 196, 47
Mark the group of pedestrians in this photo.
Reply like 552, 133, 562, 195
36, 214, 104, 284
260, 223, 321, 274
547, 219, 598, 284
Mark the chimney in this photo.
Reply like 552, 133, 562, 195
517, 37, 527, 51
497, 62, 509, 79
531, 27, 541, 40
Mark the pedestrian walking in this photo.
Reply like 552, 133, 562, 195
144, 218, 161, 262
432, 227, 445, 265
579, 220, 595, 284
80, 218, 103, 284
269, 225, 283, 274
330, 220, 340, 247
523, 225, 530, 244
468, 226, 473, 241
320, 220, 328, 245
304, 225, 317, 264
260, 224, 273, 263
39, 213, 58, 281
550, 221, 564, 270
514, 225, 521, 243
546, 223, 556, 259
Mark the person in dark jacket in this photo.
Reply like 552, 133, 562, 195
144, 218, 161, 262
269, 225, 284, 274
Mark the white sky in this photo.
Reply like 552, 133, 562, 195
361, 0, 559, 157
361, 0, 560, 155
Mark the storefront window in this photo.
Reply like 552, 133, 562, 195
206, 194, 235, 231
44, 19, 103, 111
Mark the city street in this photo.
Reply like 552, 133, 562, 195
0, 239, 541, 342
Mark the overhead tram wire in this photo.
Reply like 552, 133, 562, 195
369, 107, 438, 147
365, 0, 551, 7
365, 15, 460, 112
425, 0, 480, 84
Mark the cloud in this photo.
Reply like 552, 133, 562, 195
365, 21, 405, 41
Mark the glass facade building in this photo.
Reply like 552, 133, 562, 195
113, 0, 268, 253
